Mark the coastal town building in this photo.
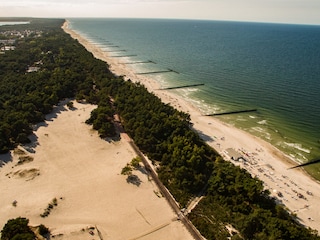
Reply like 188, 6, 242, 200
26, 66, 40, 73
0, 46, 15, 51
0, 39, 16, 45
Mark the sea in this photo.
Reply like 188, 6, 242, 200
68, 18, 320, 180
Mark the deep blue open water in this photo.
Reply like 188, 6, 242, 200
68, 18, 320, 178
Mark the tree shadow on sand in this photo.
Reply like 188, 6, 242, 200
193, 128, 215, 142
32, 121, 48, 132
126, 174, 142, 186
136, 166, 149, 175
44, 105, 68, 122
0, 152, 13, 168
32, 100, 71, 132
25, 99, 77, 153
103, 133, 121, 143
20, 133, 39, 154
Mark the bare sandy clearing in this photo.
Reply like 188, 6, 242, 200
0, 101, 193, 239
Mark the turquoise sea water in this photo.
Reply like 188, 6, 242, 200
68, 18, 320, 178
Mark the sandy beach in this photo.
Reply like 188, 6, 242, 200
62, 21, 320, 233
0, 100, 193, 239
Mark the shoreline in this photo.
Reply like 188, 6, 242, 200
62, 21, 320, 232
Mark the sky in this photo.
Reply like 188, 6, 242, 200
1, 0, 320, 25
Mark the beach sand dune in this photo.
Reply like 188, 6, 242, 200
0, 101, 193, 239
61, 21, 320, 233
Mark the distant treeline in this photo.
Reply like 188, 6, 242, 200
0, 19, 318, 240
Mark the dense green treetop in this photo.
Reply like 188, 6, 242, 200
1, 217, 35, 240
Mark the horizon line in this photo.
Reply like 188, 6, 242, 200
1, 16, 320, 27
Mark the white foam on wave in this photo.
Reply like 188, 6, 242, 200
278, 142, 307, 164
258, 120, 267, 125
236, 117, 247, 122
250, 127, 271, 139
251, 126, 265, 133
296, 152, 309, 161
249, 115, 256, 119
283, 142, 311, 153
179, 88, 200, 95
289, 153, 305, 164
184, 96, 220, 116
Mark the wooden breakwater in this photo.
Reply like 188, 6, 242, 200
104, 45, 119, 47
205, 109, 257, 116
110, 54, 138, 58
137, 68, 179, 75
104, 49, 127, 52
288, 158, 320, 169
160, 83, 205, 90
124, 60, 156, 64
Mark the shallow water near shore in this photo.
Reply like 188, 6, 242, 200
68, 18, 320, 180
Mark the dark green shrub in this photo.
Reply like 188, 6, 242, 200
38, 224, 50, 237
1, 217, 35, 240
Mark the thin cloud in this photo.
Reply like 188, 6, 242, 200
2, 0, 191, 6
1, 0, 319, 25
